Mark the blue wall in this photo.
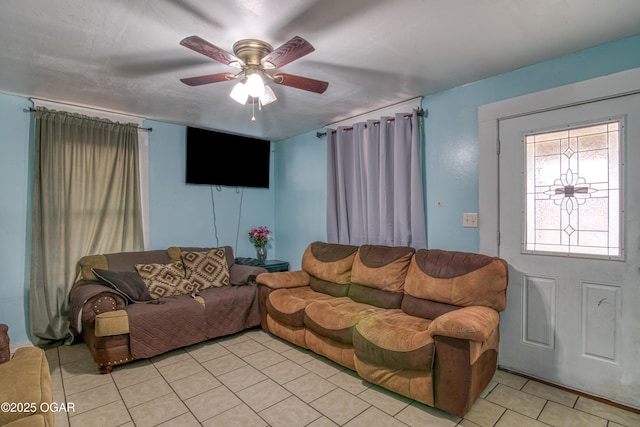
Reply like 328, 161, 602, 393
274, 34, 640, 263
0, 94, 33, 344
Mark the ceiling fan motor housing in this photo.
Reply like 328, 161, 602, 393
233, 39, 274, 66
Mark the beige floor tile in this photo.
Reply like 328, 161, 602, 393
184, 385, 242, 421
226, 338, 268, 357
259, 395, 322, 427
327, 370, 371, 394
68, 399, 131, 427
45, 347, 60, 364
243, 348, 287, 370
50, 367, 64, 392
486, 384, 546, 419
63, 371, 114, 395
281, 347, 317, 365
307, 416, 339, 427
119, 375, 173, 408
302, 357, 345, 379
58, 343, 92, 364
201, 403, 267, 427
157, 357, 205, 383
458, 419, 483, 427
492, 370, 528, 390
311, 388, 370, 425
111, 360, 159, 389
262, 337, 296, 353
479, 381, 498, 399
464, 398, 506, 427
242, 328, 271, 342
129, 393, 188, 427
236, 378, 292, 412
66, 381, 121, 415
60, 356, 100, 379
186, 341, 231, 363
344, 406, 409, 427
395, 402, 460, 427
521, 380, 579, 408
156, 412, 202, 426
358, 385, 412, 416
538, 401, 607, 427
283, 372, 337, 403
54, 406, 71, 427
217, 364, 268, 392
262, 359, 310, 384
574, 396, 640, 426
216, 333, 251, 347
170, 371, 222, 400
495, 409, 549, 426
201, 353, 247, 376
150, 348, 191, 368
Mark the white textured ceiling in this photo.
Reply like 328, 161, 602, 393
1, 0, 639, 140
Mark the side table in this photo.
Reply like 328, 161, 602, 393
261, 259, 290, 272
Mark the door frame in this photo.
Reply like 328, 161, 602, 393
478, 67, 640, 256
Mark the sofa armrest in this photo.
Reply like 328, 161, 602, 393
69, 281, 127, 330
229, 264, 267, 285
428, 306, 499, 343
256, 270, 310, 289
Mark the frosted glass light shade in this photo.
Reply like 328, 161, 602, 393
229, 82, 248, 104
260, 85, 277, 106
246, 73, 265, 97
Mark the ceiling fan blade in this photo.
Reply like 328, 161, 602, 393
261, 36, 315, 69
180, 72, 235, 86
180, 36, 243, 67
272, 72, 329, 94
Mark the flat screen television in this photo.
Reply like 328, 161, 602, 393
186, 127, 270, 188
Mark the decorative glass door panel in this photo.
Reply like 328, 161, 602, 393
524, 120, 622, 258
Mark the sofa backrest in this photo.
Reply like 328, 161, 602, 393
77, 250, 172, 280
301, 241, 359, 297
348, 245, 415, 309
402, 249, 508, 315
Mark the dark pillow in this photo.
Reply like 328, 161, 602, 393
92, 268, 152, 302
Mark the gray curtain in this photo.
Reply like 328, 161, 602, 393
327, 109, 427, 248
30, 107, 144, 346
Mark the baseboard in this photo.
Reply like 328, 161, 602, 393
9, 340, 34, 355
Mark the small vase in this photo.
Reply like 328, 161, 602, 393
256, 246, 267, 264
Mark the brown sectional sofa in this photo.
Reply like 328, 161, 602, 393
69, 246, 266, 373
256, 242, 508, 417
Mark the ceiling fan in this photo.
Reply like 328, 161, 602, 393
179, 35, 329, 109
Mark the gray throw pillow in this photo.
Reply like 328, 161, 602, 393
92, 268, 152, 302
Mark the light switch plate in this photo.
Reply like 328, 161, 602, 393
463, 213, 478, 228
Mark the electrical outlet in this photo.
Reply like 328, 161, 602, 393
463, 213, 478, 228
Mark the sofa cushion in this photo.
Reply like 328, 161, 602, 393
266, 287, 333, 328
351, 245, 415, 292
304, 298, 382, 345
309, 276, 350, 297
135, 262, 193, 299
404, 249, 508, 311
347, 283, 404, 309
181, 248, 230, 290
92, 268, 152, 302
353, 309, 434, 371
301, 241, 359, 284
401, 294, 460, 320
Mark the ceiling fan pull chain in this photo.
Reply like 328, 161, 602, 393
251, 99, 256, 122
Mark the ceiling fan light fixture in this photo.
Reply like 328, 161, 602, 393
229, 82, 249, 104
245, 72, 265, 98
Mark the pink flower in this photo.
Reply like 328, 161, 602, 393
249, 226, 272, 248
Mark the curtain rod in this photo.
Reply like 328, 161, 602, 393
24, 107, 153, 132
316, 107, 427, 138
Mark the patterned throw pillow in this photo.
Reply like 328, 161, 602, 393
135, 262, 194, 299
181, 248, 230, 291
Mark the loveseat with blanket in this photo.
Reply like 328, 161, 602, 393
69, 246, 266, 373
256, 242, 508, 417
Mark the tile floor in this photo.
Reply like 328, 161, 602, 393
45, 328, 639, 427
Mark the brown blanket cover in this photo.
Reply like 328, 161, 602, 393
126, 284, 260, 359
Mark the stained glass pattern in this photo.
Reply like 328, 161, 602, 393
524, 121, 622, 257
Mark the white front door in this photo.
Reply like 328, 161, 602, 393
497, 92, 640, 408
